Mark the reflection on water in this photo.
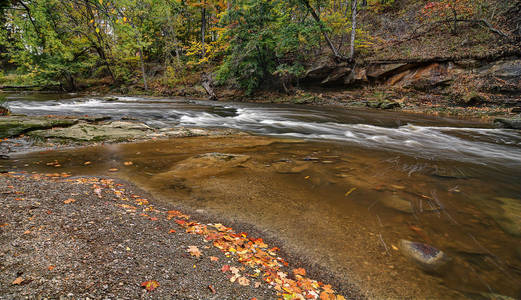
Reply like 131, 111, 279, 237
2, 93, 521, 299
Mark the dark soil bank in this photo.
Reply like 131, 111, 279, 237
0, 173, 356, 299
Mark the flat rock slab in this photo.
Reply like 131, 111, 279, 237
0, 116, 79, 138
29, 121, 152, 141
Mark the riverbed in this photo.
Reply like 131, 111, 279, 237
2, 92, 521, 299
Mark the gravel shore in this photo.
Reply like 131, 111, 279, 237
0, 173, 354, 299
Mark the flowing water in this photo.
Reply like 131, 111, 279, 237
2, 93, 521, 299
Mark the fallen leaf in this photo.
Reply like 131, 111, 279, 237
209, 256, 219, 262
254, 282, 261, 288
124, 161, 133, 166
293, 268, 306, 276
23, 230, 31, 235
344, 187, 357, 197
149, 217, 158, 221
187, 246, 202, 258
84, 161, 91, 165
0, 223, 8, 227
221, 265, 230, 272
391, 244, 399, 251
141, 280, 159, 292
108, 168, 118, 172
64, 198, 76, 204
208, 285, 216, 294
48, 265, 55, 271
169, 229, 176, 234
237, 276, 250, 286
12, 277, 23, 285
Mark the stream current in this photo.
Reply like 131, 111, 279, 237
3, 93, 521, 299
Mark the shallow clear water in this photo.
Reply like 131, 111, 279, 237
3, 93, 521, 299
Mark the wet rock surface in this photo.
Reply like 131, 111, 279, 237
28, 121, 153, 141
0, 116, 79, 138
399, 240, 450, 272
493, 118, 521, 129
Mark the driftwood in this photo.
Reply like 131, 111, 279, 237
201, 73, 217, 101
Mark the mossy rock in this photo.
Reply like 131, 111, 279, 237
0, 116, 78, 138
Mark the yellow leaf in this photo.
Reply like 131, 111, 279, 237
95, 28, 100, 33
344, 187, 357, 197
140, 280, 159, 291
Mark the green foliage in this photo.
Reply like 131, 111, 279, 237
216, 0, 320, 93
0, 0, 378, 93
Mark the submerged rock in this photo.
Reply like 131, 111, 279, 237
400, 239, 450, 272
491, 197, 521, 237
158, 153, 251, 179
380, 194, 413, 213
272, 161, 311, 174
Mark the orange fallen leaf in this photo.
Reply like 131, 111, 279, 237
0, 223, 9, 228
208, 285, 216, 294
209, 256, 219, 262
221, 265, 230, 272
12, 277, 23, 285
123, 161, 133, 166
149, 217, 158, 221
141, 280, 159, 292
293, 267, 306, 276
64, 198, 76, 204
84, 161, 91, 165
48, 265, 55, 271
187, 246, 202, 258
108, 168, 118, 172
23, 230, 31, 235
169, 229, 176, 234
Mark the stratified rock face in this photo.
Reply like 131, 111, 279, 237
400, 239, 450, 272
0, 116, 78, 138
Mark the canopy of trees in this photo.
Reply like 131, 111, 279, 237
0, 0, 516, 93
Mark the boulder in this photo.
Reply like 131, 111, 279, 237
386, 63, 453, 90
494, 118, 521, 129
400, 239, 450, 272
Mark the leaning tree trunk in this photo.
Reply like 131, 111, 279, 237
301, 0, 345, 61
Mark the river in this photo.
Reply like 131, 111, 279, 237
2, 92, 521, 299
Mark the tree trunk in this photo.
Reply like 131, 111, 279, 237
300, 0, 345, 61
201, 73, 217, 101
201, 0, 206, 58
138, 48, 148, 91
349, 0, 358, 60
